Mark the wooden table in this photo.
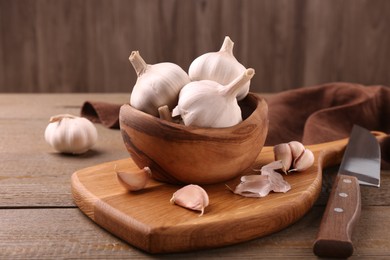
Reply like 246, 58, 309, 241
1, 93, 389, 259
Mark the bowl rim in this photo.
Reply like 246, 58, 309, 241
120, 92, 268, 137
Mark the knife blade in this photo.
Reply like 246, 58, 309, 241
313, 125, 381, 258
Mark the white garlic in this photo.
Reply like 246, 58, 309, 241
115, 166, 152, 191
172, 68, 255, 128
44, 114, 98, 154
170, 184, 209, 216
129, 51, 190, 117
188, 36, 249, 101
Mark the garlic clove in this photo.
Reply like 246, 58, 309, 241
291, 149, 315, 172
129, 51, 190, 117
170, 184, 209, 216
44, 114, 98, 154
188, 36, 249, 101
273, 143, 292, 172
288, 141, 305, 160
115, 166, 152, 191
174, 68, 255, 128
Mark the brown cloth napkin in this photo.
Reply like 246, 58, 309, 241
80, 82, 390, 167
264, 82, 389, 145
81, 101, 121, 129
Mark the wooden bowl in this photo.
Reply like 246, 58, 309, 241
119, 93, 269, 185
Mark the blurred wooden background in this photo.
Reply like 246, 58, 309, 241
0, 0, 389, 93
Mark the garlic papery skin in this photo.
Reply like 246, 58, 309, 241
44, 114, 98, 154
115, 166, 152, 191
188, 36, 249, 101
129, 51, 190, 117
172, 68, 255, 128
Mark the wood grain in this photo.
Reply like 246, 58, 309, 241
0, 94, 129, 207
313, 175, 361, 258
119, 94, 269, 184
1, 94, 390, 258
1, 206, 390, 259
71, 136, 366, 253
1, 0, 390, 93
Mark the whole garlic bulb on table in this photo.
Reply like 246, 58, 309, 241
44, 114, 98, 154
188, 36, 249, 101
172, 68, 255, 128
129, 51, 190, 117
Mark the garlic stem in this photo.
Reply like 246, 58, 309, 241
129, 51, 148, 76
49, 114, 79, 123
221, 68, 255, 97
219, 36, 234, 55
158, 105, 172, 122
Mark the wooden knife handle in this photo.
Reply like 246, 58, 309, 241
313, 174, 361, 258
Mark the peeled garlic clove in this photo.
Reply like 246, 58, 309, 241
115, 166, 152, 191
129, 51, 190, 117
189, 36, 249, 101
273, 143, 292, 172
291, 149, 315, 172
44, 114, 98, 154
170, 184, 209, 216
173, 68, 255, 128
288, 141, 305, 160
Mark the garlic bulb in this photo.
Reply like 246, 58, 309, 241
172, 68, 255, 128
188, 36, 249, 100
44, 114, 98, 154
129, 51, 190, 116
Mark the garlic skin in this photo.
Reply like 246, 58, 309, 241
232, 161, 291, 198
188, 36, 249, 101
44, 114, 98, 154
172, 68, 255, 128
115, 166, 152, 191
170, 184, 209, 216
129, 51, 190, 116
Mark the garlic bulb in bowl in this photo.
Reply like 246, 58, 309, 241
188, 36, 249, 101
44, 114, 98, 154
129, 51, 190, 117
173, 68, 255, 128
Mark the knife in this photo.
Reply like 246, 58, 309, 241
313, 125, 381, 258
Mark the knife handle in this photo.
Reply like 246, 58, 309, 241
313, 174, 361, 258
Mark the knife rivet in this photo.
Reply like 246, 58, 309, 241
343, 179, 352, 184
334, 207, 344, 213
339, 192, 348, 197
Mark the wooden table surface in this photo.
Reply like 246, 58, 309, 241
1, 93, 389, 259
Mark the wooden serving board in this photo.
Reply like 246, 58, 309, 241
71, 138, 350, 254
